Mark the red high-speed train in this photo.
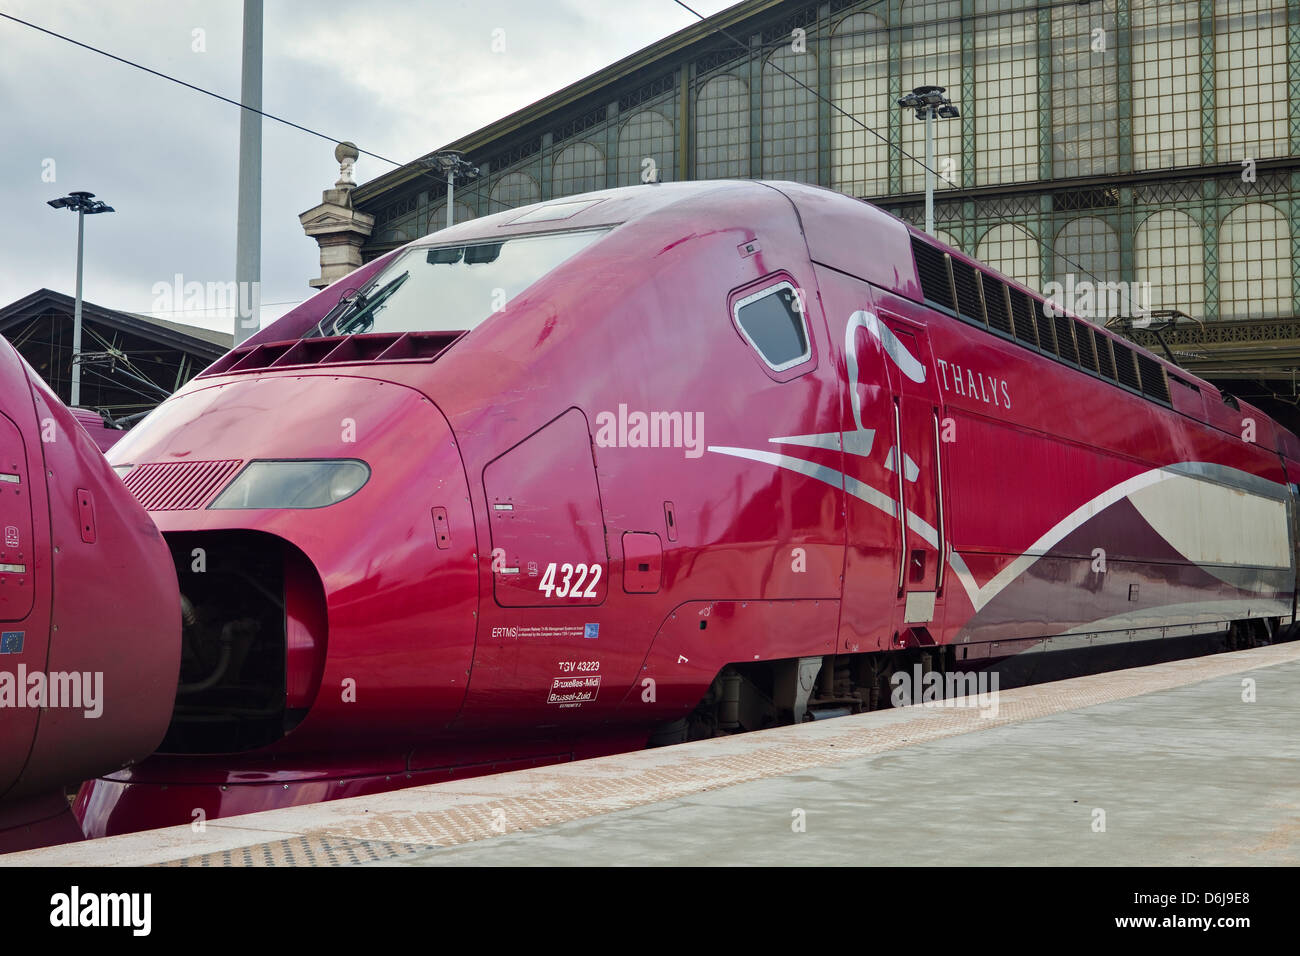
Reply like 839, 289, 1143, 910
0, 337, 179, 851
77, 180, 1299, 837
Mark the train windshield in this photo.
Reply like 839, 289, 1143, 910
308, 227, 609, 338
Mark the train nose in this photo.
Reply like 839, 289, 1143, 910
106, 373, 480, 754
0, 342, 180, 850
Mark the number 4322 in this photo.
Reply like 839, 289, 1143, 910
538, 562, 602, 598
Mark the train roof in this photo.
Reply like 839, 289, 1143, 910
407, 179, 772, 245
265, 179, 1300, 456
412, 178, 1228, 394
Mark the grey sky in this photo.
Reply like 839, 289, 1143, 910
1, 0, 737, 335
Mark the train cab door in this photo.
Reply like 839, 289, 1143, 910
876, 311, 949, 644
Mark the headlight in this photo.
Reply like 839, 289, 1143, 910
111, 464, 134, 479
209, 459, 370, 510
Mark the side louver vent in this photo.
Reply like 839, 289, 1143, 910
1093, 329, 1117, 380
1074, 320, 1098, 373
1136, 353, 1171, 403
1052, 313, 1078, 364
910, 236, 956, 313
1036, 299, 1059, 354
1010, 290, 1039, 347
983, 276, 1013, 336
1111, 341, 1142, 391
950, 258, 985, 327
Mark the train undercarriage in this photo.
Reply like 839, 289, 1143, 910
649, 616, 1290, 747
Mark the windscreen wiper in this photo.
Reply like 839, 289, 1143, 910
310, 270, 410, 338
310, 287, 366, 339
334, 270, 410, 335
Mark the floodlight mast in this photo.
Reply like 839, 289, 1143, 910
46, 191, 115, 407
426, 151, 481, 228
896, 85, 960, 236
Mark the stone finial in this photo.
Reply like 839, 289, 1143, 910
299, 140, 375, 289
334, 141, 359, 188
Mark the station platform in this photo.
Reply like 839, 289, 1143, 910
5, 641, 1298, 867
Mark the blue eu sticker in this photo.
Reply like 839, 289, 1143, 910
0, 631, 24, 654
584, 623, 599, 640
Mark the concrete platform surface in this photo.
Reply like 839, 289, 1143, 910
5, 642, 1298, 866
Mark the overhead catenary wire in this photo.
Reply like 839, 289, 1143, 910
0, 11, 517, 213
146, 298, 308, 315
0, 12, 400, 166
5, 3, 1133, 302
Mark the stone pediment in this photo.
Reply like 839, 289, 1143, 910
299, 202, 375, 238
303, 211, 353, 228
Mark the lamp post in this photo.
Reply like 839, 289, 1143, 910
425, 151, 480, 228
47, 191, 114, 407
897, 85, 960, 237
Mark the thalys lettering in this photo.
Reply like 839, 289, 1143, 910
936, 358, 1012, 409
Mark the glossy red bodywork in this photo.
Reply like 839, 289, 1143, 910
76, 181, 1299, 837
0, 341, 179, 851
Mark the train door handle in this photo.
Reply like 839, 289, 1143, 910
893, 398, 906, 594
932, 409, 946, 593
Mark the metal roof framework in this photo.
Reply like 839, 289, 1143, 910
0, 288, 232, 419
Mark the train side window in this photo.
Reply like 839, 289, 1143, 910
732, 281, 811, 372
